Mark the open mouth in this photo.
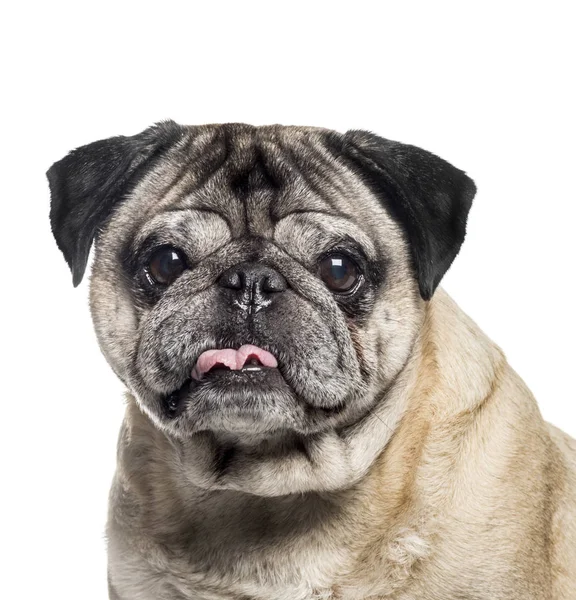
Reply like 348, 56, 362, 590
164, 344, 282, 417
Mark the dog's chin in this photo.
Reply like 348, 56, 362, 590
155, 366, 347, 439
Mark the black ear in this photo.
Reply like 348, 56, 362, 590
48, 120, 185, 286
329, 130, 476, 300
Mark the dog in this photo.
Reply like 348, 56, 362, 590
48, 121, 576, 599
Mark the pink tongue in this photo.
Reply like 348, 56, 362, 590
191, 344, 278, 381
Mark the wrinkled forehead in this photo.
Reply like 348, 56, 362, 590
106, 125, 405, 262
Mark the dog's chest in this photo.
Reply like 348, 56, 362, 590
109, 532, 353, 600
108, 517, 434, 600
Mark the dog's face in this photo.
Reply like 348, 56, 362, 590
49, 122, 475, 450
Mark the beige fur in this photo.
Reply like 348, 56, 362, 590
107, 289, 576, 599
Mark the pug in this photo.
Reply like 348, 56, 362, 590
48, 122, 576, 600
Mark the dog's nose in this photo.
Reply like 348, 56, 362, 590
218, 262, 287, 312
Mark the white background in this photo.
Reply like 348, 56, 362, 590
1, 2, 574, 599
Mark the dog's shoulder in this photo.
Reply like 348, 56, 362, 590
546, 423, 576, 599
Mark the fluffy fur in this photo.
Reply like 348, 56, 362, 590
48, 122, 576, 599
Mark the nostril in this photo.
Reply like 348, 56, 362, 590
219, 269, 243, 290
262, 272, 287, 293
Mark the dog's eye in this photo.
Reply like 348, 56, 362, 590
318, 254, 361, 293
146, 246, 187, 286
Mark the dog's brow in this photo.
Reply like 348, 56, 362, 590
159, 206, 232, 231
131, 207, 232, 252
274, 210, 377, 257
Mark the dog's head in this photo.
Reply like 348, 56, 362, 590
49, 121, 474, 476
